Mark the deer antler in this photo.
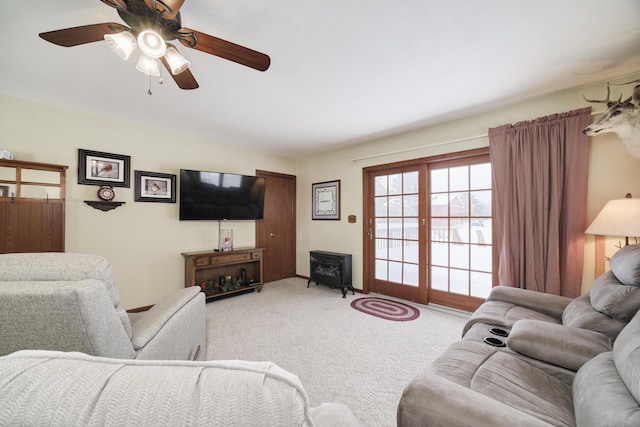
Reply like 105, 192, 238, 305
583, 84, 611, 103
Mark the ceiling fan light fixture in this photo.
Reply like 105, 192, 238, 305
104, 31, 137, 61
137, 29, 166, 58
164, 46, 191, 75
136, 54, 161, 76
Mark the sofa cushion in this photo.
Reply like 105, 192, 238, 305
613, 310, 640, 404
609, 244, 640, 286
589, 271, 640, 322
573, 352, 640, 427
428, 341, 574, 426
562, 294, 628, 339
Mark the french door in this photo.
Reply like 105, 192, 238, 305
363, 149, 493, 311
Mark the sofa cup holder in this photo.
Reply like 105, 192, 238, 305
489, 327, 509, 338
483, 336, 506, 347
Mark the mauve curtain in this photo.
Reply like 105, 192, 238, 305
489, 107, 591, 298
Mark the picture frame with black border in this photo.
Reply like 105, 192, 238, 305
312, 180, 340, 220
134, 170, 176, 203
78, 149, 131, 188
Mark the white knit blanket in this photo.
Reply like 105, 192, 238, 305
0, 350, 315, 426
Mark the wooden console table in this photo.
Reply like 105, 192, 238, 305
182, 248, 264, 301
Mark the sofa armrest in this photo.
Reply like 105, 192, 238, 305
130, 286, 205, 359
397, 372, 551, 427
488, 286, 573, 319
508, 319, 613, 371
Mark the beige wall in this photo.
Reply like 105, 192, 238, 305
4, 72, 640, 308
2, 95, 296, 309
296, 72, 640, 296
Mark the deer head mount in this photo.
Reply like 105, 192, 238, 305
583, 80, 640, 159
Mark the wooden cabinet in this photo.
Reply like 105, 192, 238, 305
0, 160, 68, 253
182, 248, 264, 301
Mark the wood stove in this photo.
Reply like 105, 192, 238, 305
308, 250, 354, 298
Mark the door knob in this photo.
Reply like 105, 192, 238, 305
270, 233, 276, 237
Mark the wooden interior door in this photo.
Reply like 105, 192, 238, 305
255, 170, 296, 283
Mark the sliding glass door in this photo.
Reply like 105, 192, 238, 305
363, 149, 493, 311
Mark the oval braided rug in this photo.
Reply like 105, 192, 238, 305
350, 297, 420, 321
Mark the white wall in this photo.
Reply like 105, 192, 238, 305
4, 72, 640, 308
296, 72, 640, 295
2, 95, 296, 308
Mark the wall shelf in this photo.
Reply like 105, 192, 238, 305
84, 201, 125, 212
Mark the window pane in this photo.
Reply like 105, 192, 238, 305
470, 190, 491, 217
431, 266, 448, 291
450, 243, 469, 269
470, 244, 492, 272
470, 271, 492, 298
431, 193, 448, 216
470, 163, 491, 190
404, 263, 419, 286
389, 174, 402, 195
388, 196, 402, 216
404, 218, 419, 240
404, 171, 419, 193
375, 218, 388, 238
375, 196, 387, 217
404, 194, 418, 217
389, 240, 403, 261
450, 166, 468, 191
375, 259, 387, 280
404, 240, 419, 264
431, 242, 448, 266
450, 269, 469, 295
376, 238, 388, 259
431, 169, 448, 192
450, 192, 469, 217
375, 176, 388, 196
389, 261, 403, 282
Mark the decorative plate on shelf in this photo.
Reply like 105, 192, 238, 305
97, 185, 115, 202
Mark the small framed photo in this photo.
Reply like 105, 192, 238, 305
78, 149, 130, 187
134, 170, 176, 203
312, 180, 340, 220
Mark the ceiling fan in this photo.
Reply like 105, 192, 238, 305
39, 0, 270, 91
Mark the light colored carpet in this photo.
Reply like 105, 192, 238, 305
205, 277, 469, 427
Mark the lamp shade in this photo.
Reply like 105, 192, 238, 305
104, 31, 137, 61
136, 54, 161, 76
585, 198, 640, 237
164, 46, 190, 75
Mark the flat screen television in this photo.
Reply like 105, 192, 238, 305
179, 169, 266, 221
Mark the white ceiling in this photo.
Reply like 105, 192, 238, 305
1, 1, 640, 158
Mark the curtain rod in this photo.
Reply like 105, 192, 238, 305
348, 134, 488, 163
347, 108, 605, 163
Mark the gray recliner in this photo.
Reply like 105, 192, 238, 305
0, 252, 206, 360
397, 308, 640, 427
463, 244, 640, 340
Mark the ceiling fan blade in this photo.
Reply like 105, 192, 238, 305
160, 47, 199, 90
39, 23, 129, 47
178, 29, 270, 72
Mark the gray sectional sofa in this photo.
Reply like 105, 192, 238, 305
398, 244, 640, 427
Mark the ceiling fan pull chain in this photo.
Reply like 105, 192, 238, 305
148, 71, 153, 95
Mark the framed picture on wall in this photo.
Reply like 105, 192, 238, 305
312, 180, 340, 220
78, 149, 131, 187
134, 170, 176, 203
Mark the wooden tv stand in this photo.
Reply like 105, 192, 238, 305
182, 248, 264, 301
